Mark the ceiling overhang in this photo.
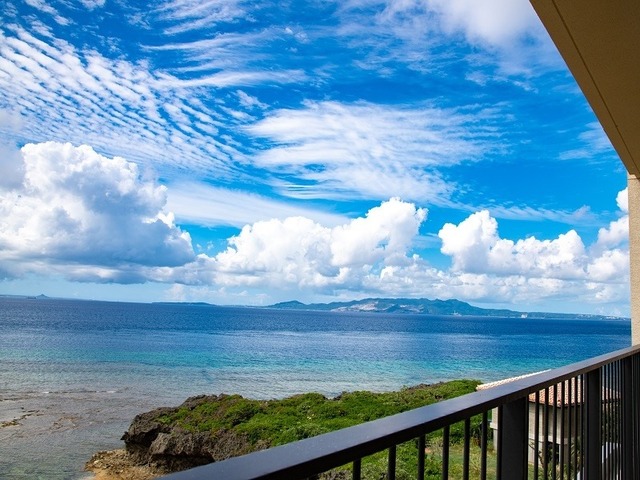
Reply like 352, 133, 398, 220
530, 0, 640, 176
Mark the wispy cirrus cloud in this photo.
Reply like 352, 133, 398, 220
246, 100, 503, 203
152, 0, 250, 34
425, 0, 564, 78
333, 0, 561, 80
482, 204, 597, 226
0, 24, 268, 180
559, 122, 618, 162
166, 181, 349, 228
143, 30, 280, 71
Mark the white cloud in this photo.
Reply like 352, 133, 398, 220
439, 211, 588, 279
439, 210, 499, 272
0, 145, 25, 189
484, 204, 596, 226
585, 187, 629, 284
335, 0, 560, 79
80, 0, 106, 9
596, 217, 628, 249
438, 193, 629, 290
559, 122, 616, 161
0, 152, 629, 313
23, 0, 71, 26
427, 0, 541, 47
247, 100, 499, 202
0, 142, 194, 282
154, 0, 248, 34
0, 25, 294, 181
593, 187, 628, 249
211, 198, 427, 290
166, 181, 349, 228
176, 192, 626, 312
330, 198, 427, 267
236, 90, 267, 110
167, 70, 306, 88
587, 249, 628, 282
617, 187, 629, 213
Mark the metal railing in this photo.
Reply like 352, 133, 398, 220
162, 345, 640, 480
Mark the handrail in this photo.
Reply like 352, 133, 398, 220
162, 344, 639, 480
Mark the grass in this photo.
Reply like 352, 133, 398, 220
320, 435, 498, 480
154, 380, 485, 478
158, 380, 480, 445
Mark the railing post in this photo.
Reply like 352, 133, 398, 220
585, 369, 602, 480
621, 356, 634, 479
499, 397, 528, 480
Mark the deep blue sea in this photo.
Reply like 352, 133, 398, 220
0, 298, 631, 479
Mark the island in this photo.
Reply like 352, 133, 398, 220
269, 297, 625, 320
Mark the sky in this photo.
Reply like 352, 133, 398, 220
0, 0, 630, 315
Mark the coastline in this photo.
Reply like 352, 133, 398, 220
86, 450, 164, 480
2, 299, 631, 479
84, 381, 480, 479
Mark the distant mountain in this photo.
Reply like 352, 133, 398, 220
151, 301, 215, 306
269, 297, 624, 320
0, 293, 50, 300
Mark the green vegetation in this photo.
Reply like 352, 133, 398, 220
158, 380, 479, 444
156, 380, 487, 479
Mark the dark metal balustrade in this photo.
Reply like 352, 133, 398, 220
163, 345, 640, 480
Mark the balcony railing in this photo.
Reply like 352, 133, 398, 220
162, 345, 640, 480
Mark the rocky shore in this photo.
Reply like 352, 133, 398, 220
85, 394, 259, 479
86, 449, 164, 480
86, 381, 479, 479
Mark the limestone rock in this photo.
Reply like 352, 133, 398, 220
121, 395, 253, 471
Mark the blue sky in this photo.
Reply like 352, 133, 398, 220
0, 0, 630, 315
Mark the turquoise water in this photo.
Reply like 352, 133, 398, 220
0, 298, 631, 479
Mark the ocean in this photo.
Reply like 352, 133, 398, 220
0, 297, 631, 479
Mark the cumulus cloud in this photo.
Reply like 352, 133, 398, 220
0, 145, 25, 189
211, 198, 427, 290
592, 188, 629, 249
0, 142, 194, 282
0, 141, 629, 313
617, 187, 629, 213
178, 189, 626, 311
596, 216, 629, 250
438, 191, 629, 293
331, 199, 427, 267
187, 201, 627, 311
588, 187, 629, 283
439, 211, 588, 279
